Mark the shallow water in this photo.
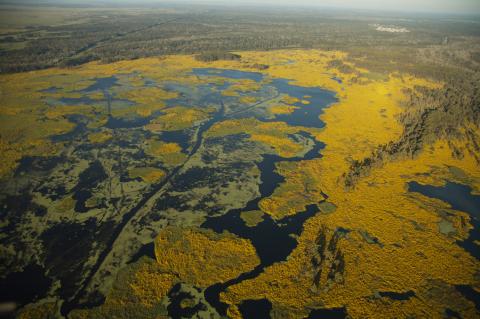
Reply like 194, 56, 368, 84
105, 116, 151, 129
306, 307, 348, 319
238, 299, 272, 319
80, 76, 118, 93
192, 68, 338, 128
0, 264, 52, 307
271, 78, 337, 128
408, 181, 480, 218
332, 76, 343, 84
193, 68, 264, 83
408, 181, 480, 260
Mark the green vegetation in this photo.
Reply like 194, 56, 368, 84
240, 210, 265, 227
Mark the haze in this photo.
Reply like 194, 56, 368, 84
69, 0, 480, 15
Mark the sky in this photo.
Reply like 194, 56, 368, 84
175, 0, 480, 14
8, 0, 480, 15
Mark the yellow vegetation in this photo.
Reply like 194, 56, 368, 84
230, 79, 262, 92
16, 303, 57, 319
269, 104, 297, 115
209, 50, 479, 319
145, 106, 212, 132
69, 258, 173, 318
70, 227, 260, 318
238, 96, 258, 104
154, 227, 260, 287
257, 66, 440, 219
128, 167, 165, 183
117, 87, 178, 117
258, 161, 327, 219
240, 210, 265, 227
207, 118, 311, 158
88, 131, 112, 144
128, 261, 178, 307
144, 139, 186, 166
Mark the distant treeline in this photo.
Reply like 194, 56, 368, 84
195, 51, 241, 62
343, 73, 480, 188
1, 7, 480, 73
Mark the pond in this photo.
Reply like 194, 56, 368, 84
408, 181, 480, 260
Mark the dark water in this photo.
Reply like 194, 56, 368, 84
445, 308, 462, 318
14, 155, 63, 177
305, 307, 348, 319
105, 116, 151, 129
408, 181, 480, 313
206, 203, 319, 269
160, 129, 191, 152
0, 264, 52, 307
271, 78, 337, 128
129, 242, 155, 263
407, 181, 480, 259
39, 218, 116, 303
332, 77, 343, 84
408, 181, 480, 217
191, 68, 338, 128
239, 299, 272, 319
72, 160, 108, 213
202, 204, 322, 316
57, 96, 134, 108
167, 284, 207, 319
455, 285, 480, 311
379, 290, 415, 301
144, 79, 156, 87
79, 76, 118, 93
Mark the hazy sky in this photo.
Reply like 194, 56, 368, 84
177, 0, 480, 14
14, 0, 480, 15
